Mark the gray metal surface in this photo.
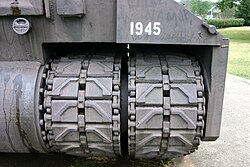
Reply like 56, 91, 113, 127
41, 52, 122, 156
117, 0, 222, 45
0, 0, 226, 58
0, 0, 117, 62
0, 62, 46, 153
0, 0, 229, 159
0, 0, 44, 16
203, 45, 228, 141
57, 0, 86, 17
128, 48, 205, 158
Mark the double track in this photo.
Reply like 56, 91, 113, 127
39, 48, 205, 158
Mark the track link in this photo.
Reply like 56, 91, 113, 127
40, 52, 122, 156
128, 48, 205, 158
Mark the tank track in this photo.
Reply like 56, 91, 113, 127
39, 53, 122, 156
38, 48, 205, 158
128, 48, 205, 158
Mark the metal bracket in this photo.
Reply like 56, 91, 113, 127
202, 22, 217, 35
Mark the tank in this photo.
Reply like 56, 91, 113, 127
0, 0, 228, 158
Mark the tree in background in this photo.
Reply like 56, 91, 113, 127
221, 7, 236, 18
236, 0, 250, 25
181, 0, 214, 16
217, 0, 237, 11
190, 0, 213, 16
217, 0, 250, 25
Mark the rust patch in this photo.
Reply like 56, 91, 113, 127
3, 74, 17, 152
11, 0, 21, 16
14, 75, 39, 153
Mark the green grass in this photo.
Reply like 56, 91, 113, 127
218, 26, 250, 79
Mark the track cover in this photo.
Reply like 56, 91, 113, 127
116, 0, 219, 45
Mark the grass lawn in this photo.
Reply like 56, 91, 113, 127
218, 27, 250, 80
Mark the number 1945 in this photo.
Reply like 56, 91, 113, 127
130, 22, 161, 36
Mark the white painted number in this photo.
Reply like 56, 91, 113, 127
135, 22, 143, 35
144, 22, 152, 35
153, 22, 161, 35
130, 22, 161, 36
130, 21, 134, 36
